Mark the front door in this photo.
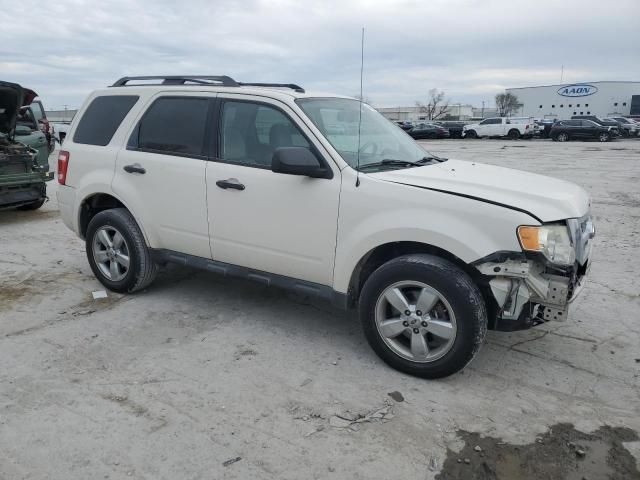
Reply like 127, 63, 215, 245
205, 95, 341, 286
113, 93, 214, 259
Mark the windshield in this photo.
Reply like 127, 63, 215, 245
296, 98, 440, 171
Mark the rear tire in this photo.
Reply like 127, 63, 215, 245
508, 129, 520, 140
359, 254, 487, 379
86, 208, 157, 293
17, 198, 46, 210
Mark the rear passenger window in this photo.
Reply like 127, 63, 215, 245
74, 95, 139, 146
136, 97, 209, 157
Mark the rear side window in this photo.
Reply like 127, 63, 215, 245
74, 95, 139, 146
135, 97, 209, 157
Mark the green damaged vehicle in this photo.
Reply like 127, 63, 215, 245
0, 80, 53, 210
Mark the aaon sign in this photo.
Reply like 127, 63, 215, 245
557, 84, 598, 97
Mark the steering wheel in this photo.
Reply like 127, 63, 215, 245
359, 141, 378, 155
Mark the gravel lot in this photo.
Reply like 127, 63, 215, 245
1, 138, 639, 479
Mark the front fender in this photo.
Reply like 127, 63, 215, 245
332, 174, 536, 293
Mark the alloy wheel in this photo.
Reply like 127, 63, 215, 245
92, 225, 130, 282
375, 281, 457, 363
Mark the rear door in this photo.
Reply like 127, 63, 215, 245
112, 93, 214, 259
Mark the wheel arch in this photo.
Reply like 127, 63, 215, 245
78, 191, 151, 245
344, 241, 484, 309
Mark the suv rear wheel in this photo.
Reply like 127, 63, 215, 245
359, 254, 487, 378
507, 129, 520, 140
86, 208, 157, 293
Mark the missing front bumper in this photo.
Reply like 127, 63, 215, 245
476, 258, 589, 330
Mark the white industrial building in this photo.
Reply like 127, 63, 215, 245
507, 81, 640, 119
377, 104, 475, 122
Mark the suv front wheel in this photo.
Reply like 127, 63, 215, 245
86, 208, 157, 293
359, 254, 487, 378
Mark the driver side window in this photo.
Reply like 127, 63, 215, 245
220, 101, 311, 168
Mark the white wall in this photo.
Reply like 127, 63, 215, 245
507, 82, 640, 119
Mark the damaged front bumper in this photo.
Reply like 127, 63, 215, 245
476, 214, 594, 331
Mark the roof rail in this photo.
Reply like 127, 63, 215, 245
238, 82, 305, 93
111, 76, 305, 93
111, 76, 239, 87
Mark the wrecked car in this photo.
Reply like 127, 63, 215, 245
0, 80, 53, 210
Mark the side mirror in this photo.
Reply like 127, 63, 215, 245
271, 147, 331, 179
15, 125, 32, 136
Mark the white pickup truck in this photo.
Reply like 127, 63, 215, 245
57, 76, 594, 379
463, 117, 535, 139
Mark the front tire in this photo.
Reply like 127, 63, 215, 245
557, 132, 569, 142
86, 208, 157, 293
359, 254, 487, 379
508, 129, 520, 140
465, 130, 477, 139
598, 132, 610, 142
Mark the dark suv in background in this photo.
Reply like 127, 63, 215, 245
550, 119, 615, 142
571, 116, 621, 137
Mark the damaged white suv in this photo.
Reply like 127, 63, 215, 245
57, 76, 594, 378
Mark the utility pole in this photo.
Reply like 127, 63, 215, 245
481, 101, 485, 118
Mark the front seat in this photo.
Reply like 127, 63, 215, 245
223, 128, 247, 162
269, 123, 293, 149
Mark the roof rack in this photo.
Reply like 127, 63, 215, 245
111, 76, 238, 87
237, 82, 305, 93
111, 76, 305, 93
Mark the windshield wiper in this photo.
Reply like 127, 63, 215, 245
417, 155, 447, 163
359, 159, 423, 171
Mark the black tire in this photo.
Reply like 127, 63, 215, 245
465, 130, 477, 139
507, 129, 520, 140
86, 208, 157, 293
17, 198, 46, 210
598, 132, 610, 142
359, 254, 487, 379
557, 132, 569, 142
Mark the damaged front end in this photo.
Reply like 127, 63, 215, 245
475, 215, 595, 331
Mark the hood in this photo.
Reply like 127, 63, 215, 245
369, 159, 590, 223
0, 81, 24, 139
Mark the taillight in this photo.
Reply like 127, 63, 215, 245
58, 150, 70, 185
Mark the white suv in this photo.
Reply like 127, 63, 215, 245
57, 76, 594, 378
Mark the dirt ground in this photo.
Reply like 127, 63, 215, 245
1, 138, 639, 479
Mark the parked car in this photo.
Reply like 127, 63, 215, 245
57, 75, 594, 379
408, 123, 450, 139
16, 105, 51, 167
550, 119, 615, 142
606, 117, 639, 137
433, 121, 466, 139
570, 116, 620, 137
20, 88, 56, 152
0, 80, 54, 210
462, 117, 535, 139
396, 121, 414, 131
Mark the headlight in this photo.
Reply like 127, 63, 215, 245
517, 224, 575, 265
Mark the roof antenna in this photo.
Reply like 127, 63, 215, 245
355, 27, 365, 187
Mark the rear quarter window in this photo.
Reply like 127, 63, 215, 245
73, 95, 139, 146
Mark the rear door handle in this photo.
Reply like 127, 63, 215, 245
216, 178, 245, 191
123, 163, 146, 174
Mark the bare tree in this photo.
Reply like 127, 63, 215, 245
415, 89, 450, 120
495, 92, 521, 116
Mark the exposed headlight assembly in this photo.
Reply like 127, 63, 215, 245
517, 224, 575, 266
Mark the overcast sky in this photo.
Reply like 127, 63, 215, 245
2, 0, 639, 110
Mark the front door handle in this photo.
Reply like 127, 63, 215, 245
216, 178, 245, 191
123, 163, 146, 174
